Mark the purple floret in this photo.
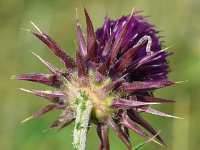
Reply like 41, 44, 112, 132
95, 13, 171, 81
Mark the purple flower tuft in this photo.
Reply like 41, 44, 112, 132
17, 9, 178, 150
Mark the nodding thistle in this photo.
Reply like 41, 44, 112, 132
16, 9, 180, 150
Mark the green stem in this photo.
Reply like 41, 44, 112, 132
73, 100, 92, 150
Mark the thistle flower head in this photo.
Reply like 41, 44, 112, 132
17, 9, 178, 150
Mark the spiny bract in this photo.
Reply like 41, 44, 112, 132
17, 9, 178, 150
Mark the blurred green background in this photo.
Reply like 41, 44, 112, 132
0, 0, 199, 149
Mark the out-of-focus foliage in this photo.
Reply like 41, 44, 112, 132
0, 0, 199, 150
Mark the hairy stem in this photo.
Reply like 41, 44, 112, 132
73, 100, 92, 150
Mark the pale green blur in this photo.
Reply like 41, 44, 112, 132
0, 0, 199, 149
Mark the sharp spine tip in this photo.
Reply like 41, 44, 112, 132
20, 28, 31, 32
30, 51, 37, 56
30, 21, 43, 34
175, 80, 188, 84
150, 131, 163, 146
19, 88, 30, 93
130, 7, 135, 17
19, 88, 26, 91
75, 8, 78, 20
30, 51, 44, 62
175, 116, 184, 119
160, 46, 172, 52
10, 76, 15, 79
21, 116, 33, 124
148, 102, 161, 105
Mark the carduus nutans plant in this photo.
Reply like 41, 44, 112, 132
16, 9, 179, 150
